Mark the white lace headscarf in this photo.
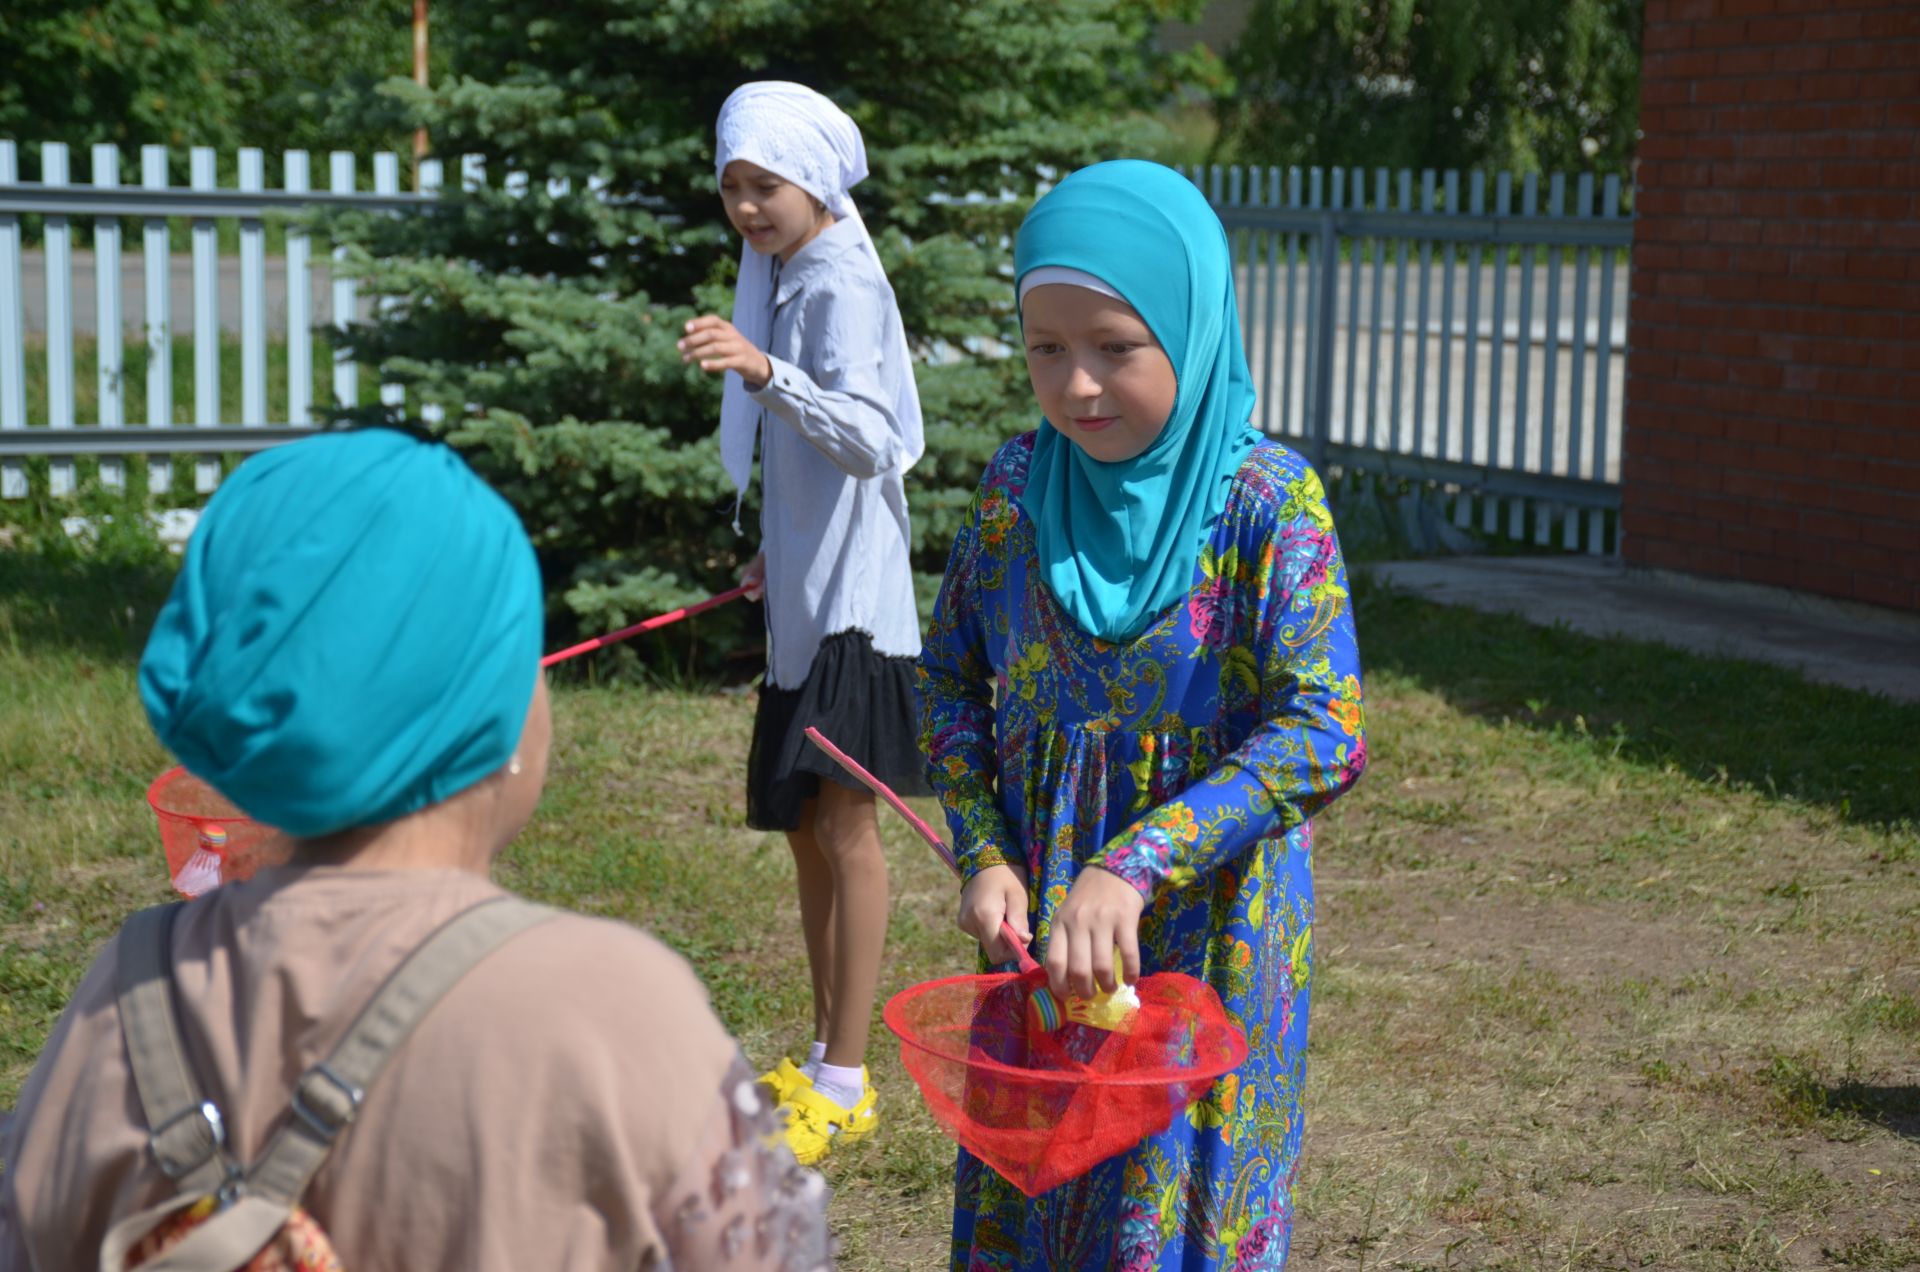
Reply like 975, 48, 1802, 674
714, 81, 924, 522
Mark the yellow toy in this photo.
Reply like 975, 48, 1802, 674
1028, 951, 1140, 1034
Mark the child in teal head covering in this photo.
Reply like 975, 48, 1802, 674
919, 161, 1369, 1268
140, 428, 545, 840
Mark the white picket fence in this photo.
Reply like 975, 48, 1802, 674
0, 140, 433, 499
1, 145, 1633, 551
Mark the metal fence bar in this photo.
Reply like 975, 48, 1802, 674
1310, 174, 1338, 471
0, 186, 429, 218
1487, 171, 1512, 534
1456, 170, 1484, 527
45, 143, 76, 495
0, 425, 315, 456
331, 151, 358, 411
1339, 168, 1359, 448
1302, 167, 1323, 445
1512, 172, 1539, 539
1366, 168, 1387, 452
1414, 171, 1434, 462
239, 148, 268, 431
1389, 170, 1410, 454
0, 142, 23, 498
1592, 173, 1623, 552
375, 151, 404, 414
1537, 172, 1566, 545
286, 151, 313, 428
1282, 167, 1301, 437
91, 144, 126, 488
1235, 167, 1259, 423
1211, 204, 1631, 251
1258, 168, 1278, 434
419, 158, 446, 429
141, 145, 172, 493
190, 146, 220, 491
1567, 172, 1595, 548
1437, 170, 1459, 465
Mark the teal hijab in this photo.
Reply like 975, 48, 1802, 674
140, 430, 544, 838
1015, 160, 1260, 641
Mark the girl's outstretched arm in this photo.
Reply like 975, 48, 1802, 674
1098, 460, 1368, 901
750, 274, 910, 479
918, 477, 1018, 883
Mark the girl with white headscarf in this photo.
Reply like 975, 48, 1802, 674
677, 80, 927, 1167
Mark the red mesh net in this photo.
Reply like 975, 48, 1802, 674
884, 965, 1248, 1197
146, 767, 285, 897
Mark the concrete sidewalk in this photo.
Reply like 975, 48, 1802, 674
1366, 556, 1920, 703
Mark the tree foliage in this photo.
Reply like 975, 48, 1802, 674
1215, 0, 1642, 182
1, 0, 443, 164
0, 0, 240, 150
323, 0, 1199, 669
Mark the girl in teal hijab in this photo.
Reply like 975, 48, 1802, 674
1016, 159, 1262, 642
920, 161, 1368, 1268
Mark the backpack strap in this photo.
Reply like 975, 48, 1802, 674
243, 894, 557, 1206
113, 904, 238, 1197
100, 894, 558, 1272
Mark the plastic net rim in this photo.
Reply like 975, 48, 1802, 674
146, 766, 255, 827
883, 970, 1251, 1089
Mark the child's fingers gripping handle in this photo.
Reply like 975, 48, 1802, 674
1000, 919, 1039, 974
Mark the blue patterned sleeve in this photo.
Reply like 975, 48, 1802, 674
1099, 462, 1368, 899
918, 465, 1018, 882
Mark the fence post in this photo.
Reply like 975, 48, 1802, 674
1309, 206, 1339, 475
331, 152, 358, 411
190, 145, 220, 492
44, 142, 75, 496
0, 141, 25, 499
286, 151, 312, 427
92, 144, 125, 488
239, 148, 267, 431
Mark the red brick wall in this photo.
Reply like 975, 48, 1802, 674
1623, 0, 1920, 611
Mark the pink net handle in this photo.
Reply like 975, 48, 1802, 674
804, 726, 1038, 974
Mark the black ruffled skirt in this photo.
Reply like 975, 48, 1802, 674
746, 629, 931, 832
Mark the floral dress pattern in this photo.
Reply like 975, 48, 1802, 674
918, 432, 1367, 1271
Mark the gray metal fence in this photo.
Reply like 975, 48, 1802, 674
0, 140, 433, 499
1192, 164, 1631, 554
2, 146, 1632, 553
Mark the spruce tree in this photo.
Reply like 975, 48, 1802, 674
325, 1, 1201, 670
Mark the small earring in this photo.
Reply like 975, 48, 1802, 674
509, 756, 522, 776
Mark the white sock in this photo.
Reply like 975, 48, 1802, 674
813, 1062, 864, 1110
801, 1040, 827, 1082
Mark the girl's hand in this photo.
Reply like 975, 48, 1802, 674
678, 315, 773, 387
958, 863, 1031, 965
1044, 864, 1143, 1000
738, 551, 766, 601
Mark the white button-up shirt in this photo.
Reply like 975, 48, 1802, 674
748, 217, 922, 688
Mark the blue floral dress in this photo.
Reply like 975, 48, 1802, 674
918, 432, 1367, 1272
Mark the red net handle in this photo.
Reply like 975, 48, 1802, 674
805, 726, 1038, 974
540, 584, 751, 668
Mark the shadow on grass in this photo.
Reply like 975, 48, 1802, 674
1353, 572, 1920, 832
0, 541, 178, 665
1829, 1083, 1920, 1144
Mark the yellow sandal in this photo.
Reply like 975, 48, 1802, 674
779, 1074, 878, 1165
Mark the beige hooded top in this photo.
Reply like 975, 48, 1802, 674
0, 866, 832, 1271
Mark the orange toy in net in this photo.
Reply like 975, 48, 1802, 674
886, 964, 1248, 1197
146, 767, 284, 898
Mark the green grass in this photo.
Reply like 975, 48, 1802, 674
2, 543, 1916, 1269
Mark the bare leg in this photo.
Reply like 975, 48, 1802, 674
812, 782, 889, 1069
785, 799, 837, 1046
